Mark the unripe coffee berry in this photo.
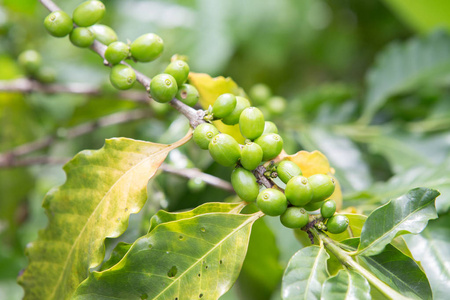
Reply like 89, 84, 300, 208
164, 60, 189, 87
90, 24, 118, 45
263, 121, 278, 134
266, 96, 287, 116
280, 207, 309, 228
239, 107, 265, 140
249, 83, 271, 106
212, 93, 236, 119
231, 168, 259, 202
18, 50, 42, 75
109, 65, 136, 90
254, 133, 283, 161
105, 42, 130, 65
321, 200, 336, 218
44, 11, 73, 38
277, 160, 302, 184
208, 134, 241, 166
222, 96, 250, 125
69, 27, 95, 48
73, 0, 105, 27
240, 142, 263, 171
130, 33, 164, 62
36, 66, 56, 84
308, 174, 335, 203
257, 188, 287, 216
193, 123, 219, 150
188, 178, 206, 192
150, 74, 178, 103
304, 200, 324, 212
285, 176, 313, 206
327, 215, 349, 234
176, 84, 199, 107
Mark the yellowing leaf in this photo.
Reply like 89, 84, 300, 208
189, 72, 247, 143
18, 131, 192, 300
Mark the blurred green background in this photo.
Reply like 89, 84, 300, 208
1, 0, 450, 299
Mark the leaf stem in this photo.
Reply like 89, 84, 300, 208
310, 228, 411, 300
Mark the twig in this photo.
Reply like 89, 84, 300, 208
159, 164, 234, 193
38, 0, 204, 128
253, 165, 273, 188
0, 109, 151, 167
0, 78, 150, 104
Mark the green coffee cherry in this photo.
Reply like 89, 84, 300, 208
327, 215, 349, 234
176, 84, 199, 107
321, 200, 336, 218
263, 121, 278, 134
109, 65, 136, 90
130, 33, 164, 62
212, 93, 236, 119
150, 74, 178, 103
69, 27, 95, 48
266, 96, 287, 116
18, 50, 42, 75
193, 123, 219, 150
208, 133, 241, 167
44, 11, 73, 38
73, 0, 105, 27
285, 176, 313, 206
276, 160, 302, 184
239, 107, 265, 140
304, 201, 324, 211
257, 188, 287, 216
280, 207, 309, 228
222, 96, 250, 125
188, 178, 206, 192
36, 66, 56, 83
308, 174, 335, 203
240, 142, 263, 171
90, 24, 117, 45
164, 60, 189, 87
231, 168, 259, 202
249, 83, 271, 105
105, 42, 130, 65
254, 133, 283, 161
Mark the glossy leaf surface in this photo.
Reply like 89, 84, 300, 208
321, 269, 370, 300
357, 187, 439, 256
282, 246, 330, 300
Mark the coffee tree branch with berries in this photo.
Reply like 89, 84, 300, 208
2, 0, 449, 300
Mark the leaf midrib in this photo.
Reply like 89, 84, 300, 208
153, 212, 260, 299
304, 247, 326, 300
358, 192, 433, 255
49, 143, 175, 299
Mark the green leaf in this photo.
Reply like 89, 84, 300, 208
237, 218, 283, 300
148, 202, 244, 232
99, 242, 132, 272
344, 238, 432, 300
282, 245, 330, 300
18, 133, 192, 300
361, 32, 450, 123
74, 211, 261, 299
357, 187, 439, 256
405, 214, 450, 299
321, 269, 370, 300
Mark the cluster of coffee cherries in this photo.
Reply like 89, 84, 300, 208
193, 93, 349, 233
17, 50, 56, 83
42, 1, 199, 107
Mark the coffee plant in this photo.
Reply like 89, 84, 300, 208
1, 0, 450, 299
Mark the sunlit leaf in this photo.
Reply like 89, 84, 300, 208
361, 32, 450, 123
405, 214, 450, 299
189, 72, 247, 143
74, 210, 262, 299
18, 132, 192, 300
282, 245, 330, 300
321, 269, 370, 300
357, 187, 439, 256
